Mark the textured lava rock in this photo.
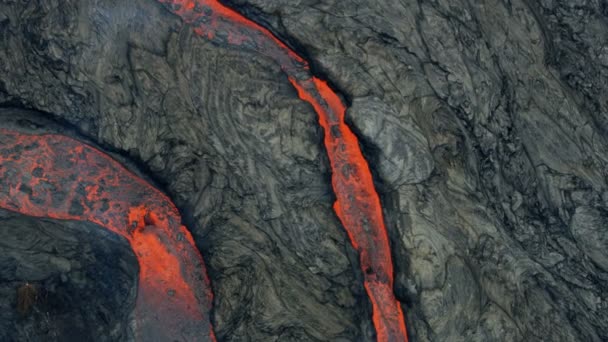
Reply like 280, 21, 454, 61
1, 0, 608, 341
346, 97, 434, 188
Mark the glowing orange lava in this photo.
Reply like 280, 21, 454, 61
156, 1, 409, 340
0, 129, 215, 341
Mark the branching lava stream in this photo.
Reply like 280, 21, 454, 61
156, 0, 409, 341
0, 129, 215, 341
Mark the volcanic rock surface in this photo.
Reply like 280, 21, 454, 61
1, 0, 608, 341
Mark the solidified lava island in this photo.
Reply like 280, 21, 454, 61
157, 0, 409, 341
0, 128, 215, 341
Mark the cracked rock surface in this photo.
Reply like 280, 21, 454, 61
1, 0, 608, 341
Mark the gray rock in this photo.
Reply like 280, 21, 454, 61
571, 206, 608, 272
347, 97, 434, 187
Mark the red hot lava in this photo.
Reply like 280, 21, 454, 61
0, 129, 215, 341
157, 1, 409, 341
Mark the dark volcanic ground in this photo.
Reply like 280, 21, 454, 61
1, 0, 608, 341
0, 209, 137, 342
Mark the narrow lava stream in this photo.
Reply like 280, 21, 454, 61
157, 1, 409, 341
0, 129, 215, 341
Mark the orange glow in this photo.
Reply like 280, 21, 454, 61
0, 129, 215, 341
290, 77, 408, 341
156, 1, 409, 340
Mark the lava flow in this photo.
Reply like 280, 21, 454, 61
157, 1, 409, 341
0, 129, 215, 341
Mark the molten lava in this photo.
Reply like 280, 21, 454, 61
157, 1, 409, 340
0, 129, 215, 341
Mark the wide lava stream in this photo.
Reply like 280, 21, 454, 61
0, 129, 215, 341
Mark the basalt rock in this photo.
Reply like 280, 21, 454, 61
1, 0, 608, 341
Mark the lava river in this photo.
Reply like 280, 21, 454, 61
0, 129, 215, 341
157, 1, 409, 341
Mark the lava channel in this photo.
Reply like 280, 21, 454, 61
157, 1, 409, 341
0, 128, 215, 341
